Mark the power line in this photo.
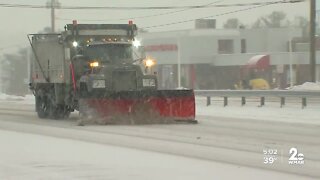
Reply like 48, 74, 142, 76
142, 1, 302, 29
56, 0, 225, 22
0, 1, 305, 10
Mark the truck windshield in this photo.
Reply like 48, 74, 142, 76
84, 44, 132, 63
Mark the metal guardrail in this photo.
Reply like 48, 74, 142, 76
194, 90, 320, 108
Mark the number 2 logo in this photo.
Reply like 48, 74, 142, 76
289, 147, 304, 161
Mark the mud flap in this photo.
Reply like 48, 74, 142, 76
78, 90, 196, 125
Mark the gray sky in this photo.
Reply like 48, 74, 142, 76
0, 0, 312, 55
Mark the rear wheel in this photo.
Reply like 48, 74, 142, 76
49, 104, 71, 120
36, 95, 70, 120
48, 103, 59, 119
35, 96, 49, 119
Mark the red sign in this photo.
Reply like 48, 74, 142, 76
144, 44, 178, 52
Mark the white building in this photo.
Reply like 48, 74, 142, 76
140, 27, 320, 89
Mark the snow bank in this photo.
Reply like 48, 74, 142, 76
287, 82, 320, 91
196, 97, 320, 125
0, 93, 34, 104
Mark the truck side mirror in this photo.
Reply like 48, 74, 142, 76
71, 55, 90, 77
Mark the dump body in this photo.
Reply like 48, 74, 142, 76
31, 35, 66, 83
28, 23, 196, 124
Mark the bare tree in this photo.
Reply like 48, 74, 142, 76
2, 48, 29, 95
252, 11, 287, 28
267, 11, 286, 28
223, 18, 242, 29
293, 16, 309, 37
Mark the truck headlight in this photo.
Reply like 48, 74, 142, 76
72, 41, 78, 47
143, 79, 156, 87
92, 80, 105, 88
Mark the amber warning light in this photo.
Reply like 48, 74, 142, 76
144, 58, 156, 67
90, 61, 99, 67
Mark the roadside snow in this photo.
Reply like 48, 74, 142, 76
287, 82, 320, 91
0, 93, 24, 101
195, 82, 320, 125
0, 93, 34, 104
196, 97, 320, 125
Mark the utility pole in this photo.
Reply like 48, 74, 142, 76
51, 0, 55, 32
46, 0, 61, 32
177, 38, 181, 88
289, 28, 294, 87
310, 0, 316, 82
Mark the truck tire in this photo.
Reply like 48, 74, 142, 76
48, 103, 60, 120
35, 96, 49, 119
63, 110, 71, 119
49, 104, 71, 120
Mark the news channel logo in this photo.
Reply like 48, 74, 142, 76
288, 147, 304, 165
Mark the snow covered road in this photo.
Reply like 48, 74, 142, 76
0, 129, 310, 180
0, 98, 319, 179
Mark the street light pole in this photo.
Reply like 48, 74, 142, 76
310, 0, 316, 82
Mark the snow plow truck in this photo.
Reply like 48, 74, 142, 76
28, 21, 196, 124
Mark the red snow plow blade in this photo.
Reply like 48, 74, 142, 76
79, 90, 196, 124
